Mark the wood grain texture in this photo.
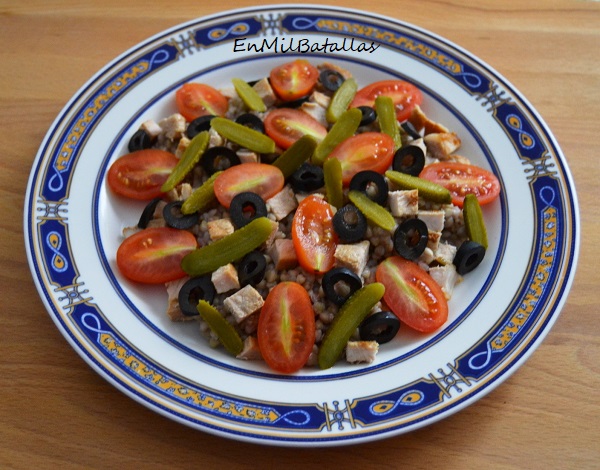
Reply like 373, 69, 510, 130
2, 0, 598, 468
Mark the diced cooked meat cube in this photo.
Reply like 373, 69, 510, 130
418, 246, 435, 266
427, 230, 442, 251
237, 149, 259, 164
165, 277, 193, 322
264, 219, 280, 248
434, 242, 457, 266
140, 119, 162, 139
345, 341, 379, 364
388, 189, 419, 217
408, 105, 450, 135
175, 136, 191, 159
211, 263, 240, 294
267, 238, 298, 270
236, 336, 263, 360
424, 132, 461, 160
207, 218, 235, 241
223, 285, 265, 324
418, 210, 445, 233
266, 185, 298, 221
429, 264, 461, 300
252, 78, 277, 108
300, 101, 328, 127
208, 128, 224, 147
159, 113, 187, 140
166, 182, 193, 202
334, 240, 370, 276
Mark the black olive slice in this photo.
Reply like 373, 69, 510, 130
128, 129, 152, 152
237, 251, 267, 287
319, 69, 345, 92
186, 115, 216, 139
162, 200, 199, 230
401, 121, 421, 140
178, 276, 215, 317
359, 311, 400, 344
392, 144, 425, 176
332, 204, 367, 243
289, 163, 324, 193
137, 197, 162, 229
201, 146, 241, 175
322, 267, 363, 306
349, 170, 389, 206
393, 218, 429, 260
454, 240, 486, 275
235, 113, 265, 134
229, 192, 268, 229
357, 106, 377, 126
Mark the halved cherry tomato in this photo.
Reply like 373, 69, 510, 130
264, 108, 327, 150
213, 162, 284, 208
419, 161, 501, 207
258, 282, 316, 373
269, 59, 319, 102
327, 132, 395, 185
175, 83, 229, 122
375, 256, 448, 333
107, 149, 179, 200
292, 195, 337, 274
116, 227, 197, 284
350, 80, 423, 122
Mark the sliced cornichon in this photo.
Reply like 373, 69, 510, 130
232, 78, 266, 113
313, 107, 362, 165
323, 157, 344, 209
160, 131, 209, 192
271, 134, 317, 178
348, 190, 396, 232
375, 95, 401, 150
181, 216, 274, 276
326, 77, 358, 124
196, 300, 243, 356
211, 116, 276, 154
180, 171, 222, 214
463, 193, 488, 249
385, 170, 452, 204
318, 282, 385, 369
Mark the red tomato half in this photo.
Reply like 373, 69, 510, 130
376, 256, 448, 333
419, 161, 501, 207
350, 80, 423, 122
292, 195, 337, 274
258, 282, 316, 374
116, 227, 197, 284
270, 60, 319, 102
213, 162, 284, 208
107, 149, 179, 200
264, 108, 327, 149
327, 132, 395, 185
175, 83, 229, 121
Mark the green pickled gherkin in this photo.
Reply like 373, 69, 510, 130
385, 170, 452, 204
318, 282, 385, 369
323, 157, 344, 209
211, 117, 275, 154
180, 171, 222, 215
160, 131, 209, 193
232, 78, 266, 112
375, 95, 401, 150
271, 135, 317, 178
463, 193, 488, 249
313, 107, 362, 165
181, 216, 274, 276
348, 190, 396, 232
326, 77, 358, 124
196, 300, 243, 356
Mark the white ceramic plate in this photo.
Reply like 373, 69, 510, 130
24, 5, 579, 446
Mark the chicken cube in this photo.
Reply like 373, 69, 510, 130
418, 210, 445, 233
236, 336, 263, 361
207, 218, 235, 241
165, 277, 193, 322
429, 264, 461, 300
424, 132, 461, 160
334, 240, 370, 276
223, 285, 265, 324
346, 341, 379, 364
159, 113, 187, 140
237, 149, 259, 164
252, 78, 277, 108
267, 238, 298, 270
266, 185, 298, 221
427, 230, 442, 251
140, 119, 162, 139
388, 190, 419, 217
211, 263, 240, 294
300, 101, 328, 127
434, 242, 457, 266
408, 105, 450, 135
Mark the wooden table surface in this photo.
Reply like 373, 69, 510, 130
2, 0, 598, 468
